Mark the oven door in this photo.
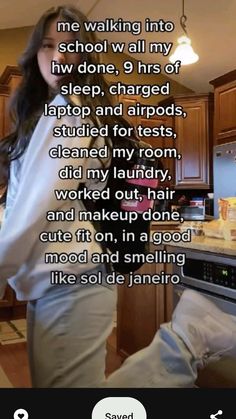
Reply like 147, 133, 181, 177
173, 283, 236, 315
170, 247, 236, 306
173, 283, 236, 388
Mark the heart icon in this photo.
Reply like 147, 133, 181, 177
13, 408, 29, 419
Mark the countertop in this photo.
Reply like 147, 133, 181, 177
150, 220, 236, 256
166, 234, 236, 257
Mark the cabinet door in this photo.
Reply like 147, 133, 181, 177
175, 98, 213, 189
0, 67, 22, 137
0, 286, 14, 307
0, 95, 5, 139
140, 115, 175, 185
0, 93, 9, 140
0, 92, 11, 307
118, 94, 141, 127
0, 68, 23, 312
4, 75, 22, 136
116, 260, 165, 357
214, 80, 236, 145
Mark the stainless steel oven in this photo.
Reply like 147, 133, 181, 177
169, 246, 236, 387
170, 247, 236, 315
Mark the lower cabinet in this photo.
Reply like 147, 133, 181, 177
116, 251, 174, 357
0, 286, 26, 320
0, 285, 14, 307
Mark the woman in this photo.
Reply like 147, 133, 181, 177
0, 5, 235, 388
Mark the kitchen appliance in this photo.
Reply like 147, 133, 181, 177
213, 142, 236, 218
177, 205, 205, 221
171, 247, 236, 388
171, 247, 236, 386
204, 197, 214, 217
170, 246, 236, 315
172, 195, 213, 220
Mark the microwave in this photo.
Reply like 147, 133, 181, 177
178, 205, 205, 220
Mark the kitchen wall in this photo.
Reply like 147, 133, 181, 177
102, 48, 193, 103
0, 26, 32, 73
0, 26, 193, 104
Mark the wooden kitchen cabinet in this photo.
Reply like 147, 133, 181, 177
117, 258, 165, 357
0, 85, 9, 139
0, 66, 22, 138
116, 219, 180, 358
140, 115, 175, 184
118, 96, 175, 183
118, 94, 141, 127
210, 69, 236, 145
160, 94, 214, 189
0, 286, 26, 320
0, 66, 25, 317
0, 286, 14, 307
115, 96, 176, 356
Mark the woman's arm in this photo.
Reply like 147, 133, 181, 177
0, 94, 109, 290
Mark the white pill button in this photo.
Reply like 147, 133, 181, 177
13, 409, 29, 419
92, 397, 147, 419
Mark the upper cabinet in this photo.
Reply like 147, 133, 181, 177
118, 94, 141, 127
0, 84, 8, 140
118, 94, 175, 184
160, 93, 214, 189
139, 114, 175, 185
210, 70, 236, 145
0, 66, 22, 139
0, 66, 25, 316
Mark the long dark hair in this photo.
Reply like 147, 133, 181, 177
0, 5, 130, 195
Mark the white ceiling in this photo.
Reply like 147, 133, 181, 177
0, 0, 235, 92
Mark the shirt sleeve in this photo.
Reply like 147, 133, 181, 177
0, 95, 110, 286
